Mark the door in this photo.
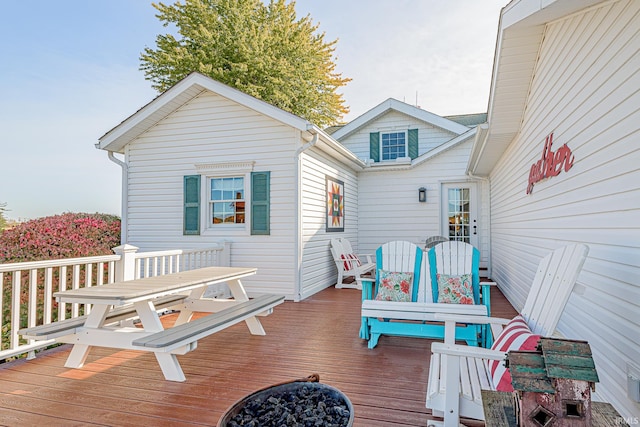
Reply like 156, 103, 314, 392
441, 183, 478, 247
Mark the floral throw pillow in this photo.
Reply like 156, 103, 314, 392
375, 270, 413, 302
436, 273, 474, 304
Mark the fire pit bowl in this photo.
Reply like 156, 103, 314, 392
217, 374, 354, 427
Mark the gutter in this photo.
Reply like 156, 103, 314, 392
106, 151, 128, 245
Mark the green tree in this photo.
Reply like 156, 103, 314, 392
140, 0, 350, 126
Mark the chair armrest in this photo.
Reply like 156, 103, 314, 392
357, 253, 374, 264
360, 277, 376, 300
480, 281, 496, 317
431, 342, 507, 361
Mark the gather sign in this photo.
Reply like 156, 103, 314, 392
526, 133, 574, 194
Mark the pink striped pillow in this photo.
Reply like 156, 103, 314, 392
488, 315, 541, 392
340, 253, 361, 271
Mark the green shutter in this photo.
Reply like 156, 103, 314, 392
370, 132, 380, 162
251, 171, 270, 235
183, 175, 200, 235
408, 128, 419, 159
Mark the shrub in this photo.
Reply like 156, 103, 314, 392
1, 213, 121, 355
0, 213, 121, 263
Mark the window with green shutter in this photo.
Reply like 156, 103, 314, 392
185, 170, 270, 235
183, 175, 201, 235
251, 171, 270, 235
373, 129, 419, 161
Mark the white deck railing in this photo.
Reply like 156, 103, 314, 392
0, 243, 229, 361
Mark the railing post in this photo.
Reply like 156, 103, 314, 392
113, 244, 139, 282
220, 241, 231, 266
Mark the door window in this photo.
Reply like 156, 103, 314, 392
446, 188, 470, 243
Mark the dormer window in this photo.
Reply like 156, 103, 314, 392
369, 129, 419, 163
381, 131, 406, 160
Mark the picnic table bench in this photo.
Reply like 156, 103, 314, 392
20, 266, 284, 382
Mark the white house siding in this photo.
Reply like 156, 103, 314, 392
298, 150, 359, 300
339, 110, 459, 162
357, 138, 490, 270
124, 90, 301, 299
488, 0, 640, 416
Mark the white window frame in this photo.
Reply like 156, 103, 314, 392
195, 161, 255, 235
208, 176, 246, 228
380, 130, 407, 161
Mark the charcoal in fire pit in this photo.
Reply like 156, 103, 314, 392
219, 378, 353, 427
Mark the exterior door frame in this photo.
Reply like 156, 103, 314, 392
440, 181, 479, 248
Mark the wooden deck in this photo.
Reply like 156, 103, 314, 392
0, 285, 516, 426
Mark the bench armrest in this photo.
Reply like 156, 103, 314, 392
360, 277, 376, 300
434, 313, 511, 344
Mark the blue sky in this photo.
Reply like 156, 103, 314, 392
0, 0, 505, 221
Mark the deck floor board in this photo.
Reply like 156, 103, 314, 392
0, 285, 516, 426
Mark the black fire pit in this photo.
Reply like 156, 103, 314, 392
217, 374, 354, 427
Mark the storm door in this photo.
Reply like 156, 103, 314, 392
441, 183, 478, 247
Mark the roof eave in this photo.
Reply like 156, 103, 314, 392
469, 0, 607, 176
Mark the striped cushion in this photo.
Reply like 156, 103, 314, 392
340, 253, 361, 271
488, 315, 540, 392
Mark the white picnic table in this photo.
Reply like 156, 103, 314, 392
49, 266, 283, 382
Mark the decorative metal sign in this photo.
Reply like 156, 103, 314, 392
527, 133, 574, 194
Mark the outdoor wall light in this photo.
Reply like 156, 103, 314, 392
418, 187, 427, 203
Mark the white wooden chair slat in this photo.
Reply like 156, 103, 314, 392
475, 357, 492, 394
466, 357, 482, 405
425, 243, 589, 426
459, 356, 473, 402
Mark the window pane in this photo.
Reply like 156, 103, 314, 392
381, 132, 407, 160
209, 177, 245, 225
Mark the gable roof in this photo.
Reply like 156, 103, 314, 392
97, 72, 317, 153
468, 0, 607, 176
331, 98, 470, 141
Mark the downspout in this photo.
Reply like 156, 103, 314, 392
294, 131, 318, 301
107, 151, 128, 245
467, 171, 491, 278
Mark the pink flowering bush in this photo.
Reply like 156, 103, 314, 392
0, 213, 120, 263
1, 213, 120, 354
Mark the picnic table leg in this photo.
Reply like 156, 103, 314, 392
133, 300, 187, 381
64, 304, 110, 368
226, 279, 266, 335
174, 287, 207, 325
155, 353, 186, 382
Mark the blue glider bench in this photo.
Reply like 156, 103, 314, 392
360, 240, 494, 349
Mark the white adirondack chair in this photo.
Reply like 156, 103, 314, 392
330, 238, 375, 289
425, 243, 589, 427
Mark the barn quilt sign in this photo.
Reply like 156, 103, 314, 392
326, 176, 344, 232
